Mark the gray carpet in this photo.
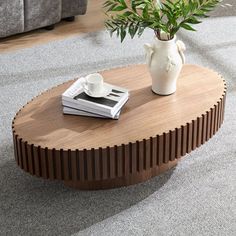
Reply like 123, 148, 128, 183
0, 3, 236, 236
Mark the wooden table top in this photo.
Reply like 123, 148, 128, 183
13, 64, 226, 151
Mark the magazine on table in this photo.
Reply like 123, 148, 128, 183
62, 77, 129, 118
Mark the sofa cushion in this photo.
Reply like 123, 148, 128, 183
0, 0, 24, 38
24, 0, 61, 32
61, 0, 87, 18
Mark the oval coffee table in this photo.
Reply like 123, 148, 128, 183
12, 64, 226, 190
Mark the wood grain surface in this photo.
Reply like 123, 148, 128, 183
12, 64, 226, 189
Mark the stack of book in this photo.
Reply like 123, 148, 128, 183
62, 77, 129, 119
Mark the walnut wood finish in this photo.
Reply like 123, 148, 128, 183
12, 64, 226, 190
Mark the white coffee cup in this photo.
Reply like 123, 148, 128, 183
83, 73, 104, 94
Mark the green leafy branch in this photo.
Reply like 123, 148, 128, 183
103, 0, 221, 42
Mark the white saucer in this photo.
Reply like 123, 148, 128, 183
83, 84, 112, 98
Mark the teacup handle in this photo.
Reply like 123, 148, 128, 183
82, 78, 89, 91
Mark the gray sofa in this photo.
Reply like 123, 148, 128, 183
0, 0, 87, 38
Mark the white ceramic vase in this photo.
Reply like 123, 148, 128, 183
144, 36, 186, 95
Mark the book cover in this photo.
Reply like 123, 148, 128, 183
62, 96, 129, 118
63, 106, 121, 119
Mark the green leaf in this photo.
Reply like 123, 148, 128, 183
142, 5, 149, 18
185, 17, 202, 24
120, 27, 126, 42
180, 23, 196, 31
119, 0, 127, 8
112, 5, 126, 11
103, 0, 220, 42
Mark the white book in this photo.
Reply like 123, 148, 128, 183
62, 78, 129, 118
62, 96, 128, 118
63, 106, 121, 119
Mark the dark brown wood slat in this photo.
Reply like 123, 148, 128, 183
202, 114, 207, 144
71, 150, 78, 181
214, 103, 219, 134
131, 142, 137, 173
138, 141, 144, 172
109, 146, 116, 178
221, 97, 225, 125
214, 105, 218, 133
181, 125, 187, 156
158, 135, 164, 165
86, 150, 93, 181
218, 99, 222, 128
145, 138, 151, 170
124, 144, 130, 176
216, 102, 220, 130
114, 146, 118, 177
197, 116, 203, 147
106, 146, 111, 179
220, 97, 224, 124
125, 143, 132, 174
192, 120, 198, 150
117, 145, 123, 177
55, 149, 62, 180
102, 148, 108, 180
27, 144, 34, 175
40, 148, 48, 179
62, 150, 71, 180
135, 141, 140, 172
86, 149, 94, 181
219, 100, 223, 128
156, 136, 159, 165
187, 123, 192, 153
78, 150, 85, 181
176, 128, 181, 159
206, 111, 211, 141
151, 136, 157, 167
67, 149, 72, 180
33, 146, 41, 177
170, 130, 176, 161
47, 148, 55, 180
22, 142, 29, 171
164, 133, 170, 163
210, 108, 215, 138
13, 134, 19, 164
17, 138, 23, 169
94, 148, 101, 181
